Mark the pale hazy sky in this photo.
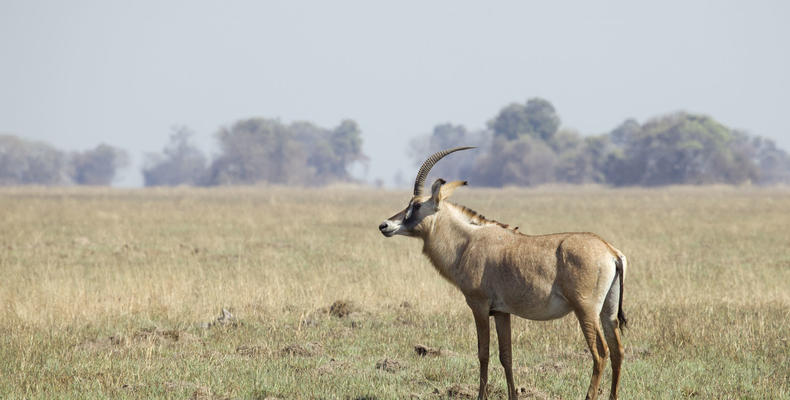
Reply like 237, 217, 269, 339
2, 1, 788, 186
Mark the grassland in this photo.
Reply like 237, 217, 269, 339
1, 185, 788, 399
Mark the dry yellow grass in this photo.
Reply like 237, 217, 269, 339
1, 185, 788, 399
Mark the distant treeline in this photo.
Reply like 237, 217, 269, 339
2, 98, 790, 187
0, 135, 128, 186
0, 118, 365, 187
142, 119, 365, 186
410, 98, 790, 186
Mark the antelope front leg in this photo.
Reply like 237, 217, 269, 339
494, 312, 518, 399
469, 303, 491, 400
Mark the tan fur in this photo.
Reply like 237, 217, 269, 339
450, 202, 519, 231
381, 180, 627, 400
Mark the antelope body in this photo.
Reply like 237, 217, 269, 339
379, 147, 627, 400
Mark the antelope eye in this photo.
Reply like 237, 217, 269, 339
412, 202, 422, 210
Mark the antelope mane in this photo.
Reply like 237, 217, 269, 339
447, 202, 521, 233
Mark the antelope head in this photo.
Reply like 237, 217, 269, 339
378, 147, 474, 238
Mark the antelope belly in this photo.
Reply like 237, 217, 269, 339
495, 292, 572, 321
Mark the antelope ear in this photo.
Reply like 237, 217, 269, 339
430, 178, 447, 201
431, 178, 467, 202
439, 180, 467, 201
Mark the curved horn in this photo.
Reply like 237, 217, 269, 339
413, 146, 475, 196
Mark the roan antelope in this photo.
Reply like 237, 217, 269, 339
379, 147, 628, 400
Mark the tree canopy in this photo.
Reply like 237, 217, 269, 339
489, 98, 561, 141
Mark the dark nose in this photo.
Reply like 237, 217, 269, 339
378, 222, 387, 231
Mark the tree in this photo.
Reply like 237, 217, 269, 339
204, 118, 366, 186
749, 135, 790, 184
329, 119, 365, 176
206, 118, 304, 185
555, 134, 610, 184
70, 144, 129, 185
488, 98, 560, 141
471, 135, 557, 187
408, 123, 488, 183
0, 134, 68, 185
604, 113, 759, 186
609, 119, 640, 147
143, 126, 208, 186
299, 119, 367, 182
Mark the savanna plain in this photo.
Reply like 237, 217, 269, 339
1, 186, 788, 399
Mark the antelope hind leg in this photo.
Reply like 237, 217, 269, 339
601, 317, 624, 399
576, 310, 609, 400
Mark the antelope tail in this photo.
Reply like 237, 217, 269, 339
615, 253, 628, 329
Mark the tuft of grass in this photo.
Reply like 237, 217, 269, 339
1, 185, 789, 399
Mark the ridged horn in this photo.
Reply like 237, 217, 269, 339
413, 146, 475, 196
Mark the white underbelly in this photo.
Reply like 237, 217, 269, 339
494, 292, 572, 321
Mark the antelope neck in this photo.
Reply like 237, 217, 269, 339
420, 204, 475, 281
